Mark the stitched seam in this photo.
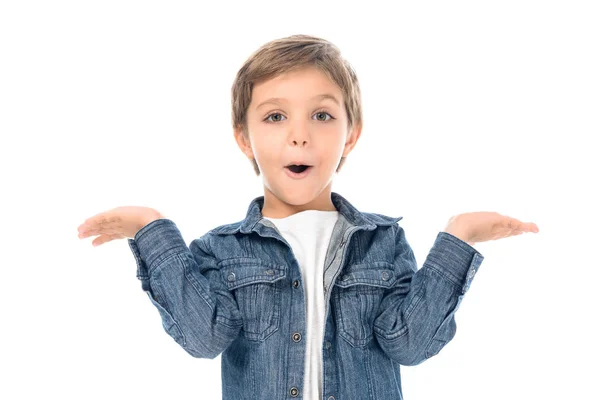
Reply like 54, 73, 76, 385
424, 262, 462, 292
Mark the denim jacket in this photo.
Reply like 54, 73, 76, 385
128, 192, 484, 400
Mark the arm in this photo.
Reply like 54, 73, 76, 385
128, 219, 242, 359
373, 225, 484, 366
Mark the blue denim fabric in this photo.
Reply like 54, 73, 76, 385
128, 192, 484, 400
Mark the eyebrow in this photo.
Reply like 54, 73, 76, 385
255, 93, 341, 110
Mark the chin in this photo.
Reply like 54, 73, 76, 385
267, 184, 313, 205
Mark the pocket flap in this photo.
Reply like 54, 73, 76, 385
219, 258, 287, 290
335, 261, 396, 289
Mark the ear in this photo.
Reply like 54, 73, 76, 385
342, 122, 363, 157
234, 127, 255, 160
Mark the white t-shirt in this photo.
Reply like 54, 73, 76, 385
263, 209, 340, 400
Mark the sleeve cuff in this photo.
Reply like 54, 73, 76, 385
424, 231, 485, 294
127, 218, 189, 290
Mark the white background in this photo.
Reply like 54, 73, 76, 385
1, 0, 598, 399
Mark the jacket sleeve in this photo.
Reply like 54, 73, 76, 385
127, 218, 243, 359
373, 224, 484, 366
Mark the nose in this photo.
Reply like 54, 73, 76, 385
293, 139, 307, 146
288, 119, 309, 147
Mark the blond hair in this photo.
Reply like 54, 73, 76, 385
231, 34, 363, 176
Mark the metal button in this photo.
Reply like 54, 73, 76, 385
293, 280, 299, 288
292, 332, 301, 342
227, 272, 235, 282
325, 341, 331, 349
290, 386, 299, 397
381, 271, 390, 281
327, 396, 336, 400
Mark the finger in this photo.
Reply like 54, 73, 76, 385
86, 214, 113, 232
91, 233, 122, 247
91, 234, 110, 247
79, 216, 104, 234
80, 211, 111, 228
514, 221, 539, 233
496, 219, 522, 239
507, 218, 520, 231
509, 217, 536, 233
79, 225, 103, 236
78, 229, 108, 239
79, 214, 123, 236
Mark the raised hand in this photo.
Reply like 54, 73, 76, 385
444, 212, 539, 246
77, 206, 164, 247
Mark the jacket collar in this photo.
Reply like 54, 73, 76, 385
209, 191, 403, 236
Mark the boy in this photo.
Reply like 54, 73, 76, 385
77, 34, 539, 399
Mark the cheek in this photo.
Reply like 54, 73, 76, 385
252, 136, 282, 164
322, 131, 347, 155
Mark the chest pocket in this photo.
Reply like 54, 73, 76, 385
220, 258, 287, 343
332, 261, 396, 347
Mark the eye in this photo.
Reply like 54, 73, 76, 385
313, 110, 334, 122
265, 113, 286, 123
264, 110, 336, 123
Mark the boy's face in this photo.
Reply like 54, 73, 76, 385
234, 66, 361, 215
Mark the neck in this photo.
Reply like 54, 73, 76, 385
261, 186, 337, 219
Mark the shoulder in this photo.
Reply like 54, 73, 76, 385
207, 220, 244, 235
362, 212, 403, 227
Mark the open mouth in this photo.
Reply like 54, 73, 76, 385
286, 165, 311, 173
284, 164, 314, 178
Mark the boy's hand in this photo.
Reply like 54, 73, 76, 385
77, 206, 165, 247
444, 212, 539, 246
